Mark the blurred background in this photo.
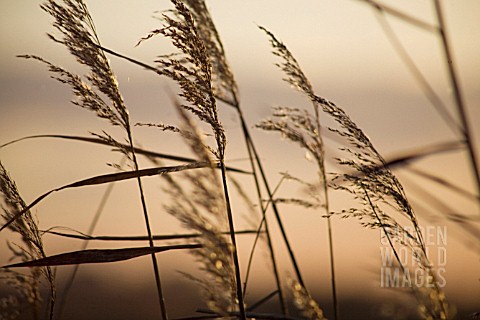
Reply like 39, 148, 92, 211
1, 0, 479, 319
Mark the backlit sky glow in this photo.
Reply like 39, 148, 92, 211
1, 1, 479, 319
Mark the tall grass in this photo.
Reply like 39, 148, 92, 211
0, 162, 56, 320
1, 1, 478, 320
18, 1, 169, 317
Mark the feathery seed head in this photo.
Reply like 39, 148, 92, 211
139, 0, 227, 159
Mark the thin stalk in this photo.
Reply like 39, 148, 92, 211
364, 190, 406, 274
106, 27, 287, 308
235, 104, 287, 314
312, 101, 338, 320
322, 181, 337, 320
45, 269, 56, 320
247, 290, 279, 312
364, 188, 447, 318
360, 0, 438, 32
325, 217, 337, 320
254, 200, 286, 314
374, 10, 462, 135
225, 97, 305, 289
126, 127, 168, 320
242, 174, 287, 315
406, 166, 479, 201
92, 39, 301, 310
363, 189, 416, 299
56, 162, 118, 318
240, 115, 305, 287
433, 0, 480, 209
243, 216, 266, 294
219, 160, 246, 320
45, 229, 259, 242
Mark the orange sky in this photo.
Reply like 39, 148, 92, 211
1, 1, 479, 318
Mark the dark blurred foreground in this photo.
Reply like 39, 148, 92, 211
1, 271, 477, 320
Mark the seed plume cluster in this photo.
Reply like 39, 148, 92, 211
20, 0, 129, 129
134, 1, 250, 315
1, 1, 469, 319
257, 26, 448, 319
183, 0, 238, 106
162, 107, 236, 315
138, 0, 226, 160
0, 162, 56, 320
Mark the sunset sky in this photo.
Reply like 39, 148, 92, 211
1, 1, 479, 318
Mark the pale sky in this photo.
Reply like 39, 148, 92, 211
1, 1, 479, 318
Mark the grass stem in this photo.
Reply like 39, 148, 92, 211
219, 160, 247, 319
56, 165, 118, 318
126, 127, 168, 320
234, 103, 288, 314
243, 120, 305, 287
433, 0, 480, 211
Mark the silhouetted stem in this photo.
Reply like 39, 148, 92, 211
56, 161, 119, 318
93, 40, 302, 310
326, 217, 337, 320
126, 127, 168, 320
242, 175, 287, 314
433, 0, 480, 211
235, 104, 287, 314
359, 0, 437, 32
364, 188, 447, 318
219, 160, 247, 320
239, 114, 305, 287
373, 10, 462, 135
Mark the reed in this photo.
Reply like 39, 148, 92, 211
0, 162, 55, 320
2, 1, 477, 319
20, 0, 168, 317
